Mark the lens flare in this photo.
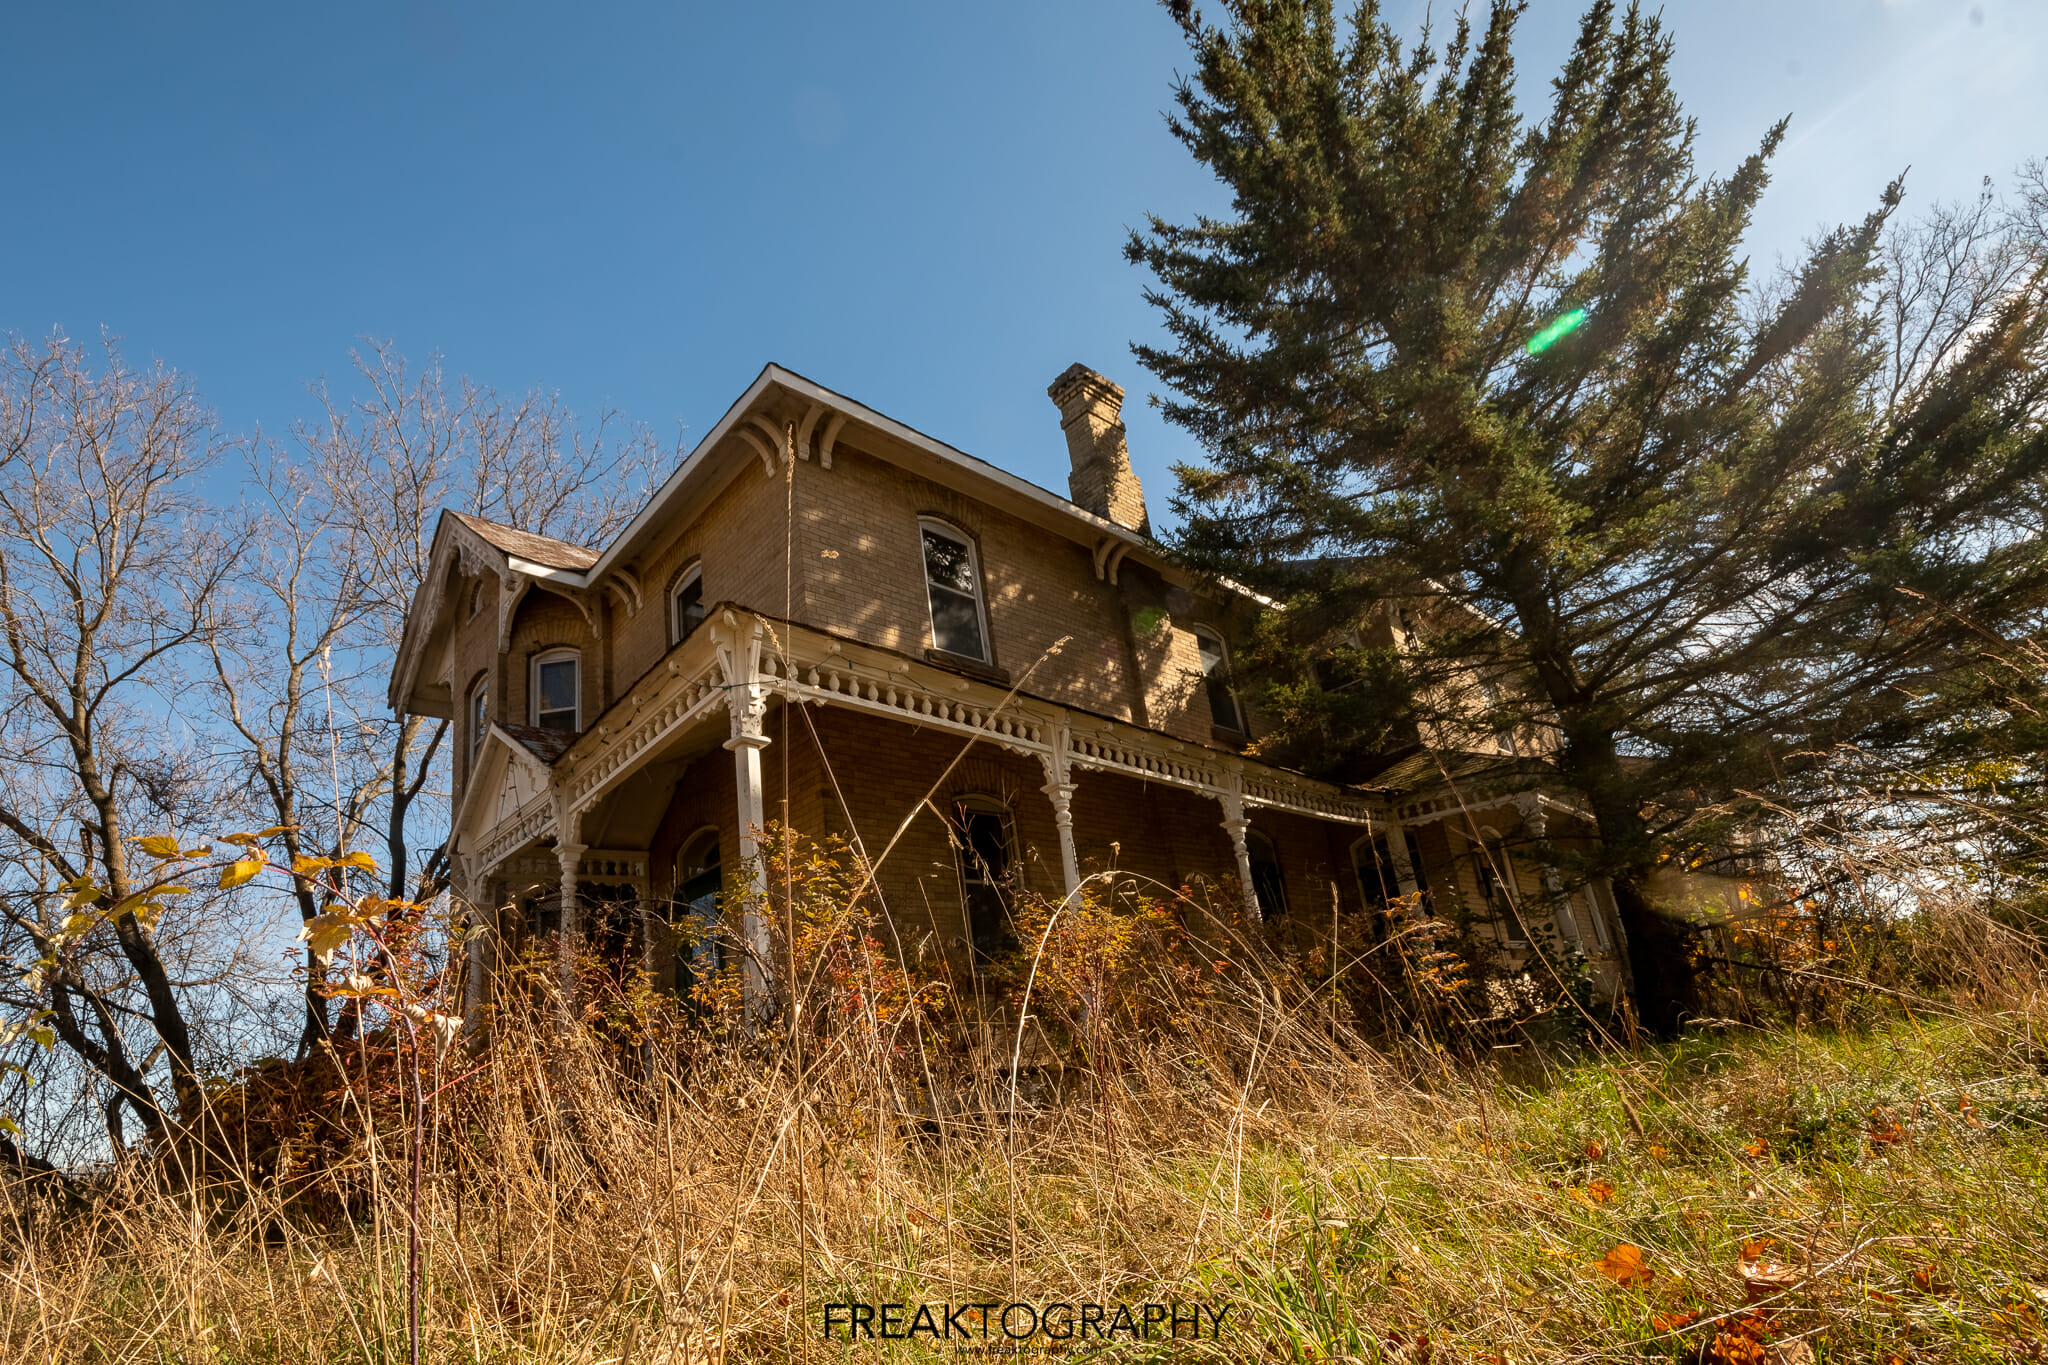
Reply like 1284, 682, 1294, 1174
1525, 307, 1588, 355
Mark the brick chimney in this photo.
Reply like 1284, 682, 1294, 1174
1048, 363, 1149, 534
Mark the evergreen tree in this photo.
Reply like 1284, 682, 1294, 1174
1130, 0, 2048, 1029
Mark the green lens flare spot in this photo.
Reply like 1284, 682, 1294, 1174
1526, 307, 1588, 355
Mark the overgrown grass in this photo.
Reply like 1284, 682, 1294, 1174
4, 850, 2046, 1363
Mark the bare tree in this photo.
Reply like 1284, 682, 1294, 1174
203, 441, 393, 1056
241, 343, 673, 1048
0, 332, 246, 1154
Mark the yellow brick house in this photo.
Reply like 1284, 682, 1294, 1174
387, 363, 1630, 1019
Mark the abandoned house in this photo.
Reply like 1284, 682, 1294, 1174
386, 363, 1632, 1017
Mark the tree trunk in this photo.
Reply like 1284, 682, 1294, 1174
1555, 724, 1699, 1035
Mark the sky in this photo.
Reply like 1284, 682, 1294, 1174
5, 0, 2043, 535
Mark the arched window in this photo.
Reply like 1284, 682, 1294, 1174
949, 796, 1015, 957
670, 562, 706, 645
467, 676, 489, 771
1247, 830, 1287, 919
671, 829, 723, 997
1192, 626, 1242, 733
919, 519, 990, 662
531, 649, 580, 732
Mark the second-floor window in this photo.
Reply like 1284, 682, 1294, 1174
671, 564, 706, 645
467, 679, 489, 770
1193, 626, 1243, 733
920, 519, 989, 662
532, 650, 580, 732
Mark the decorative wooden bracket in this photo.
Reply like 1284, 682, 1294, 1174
1092, 537, 1131, 585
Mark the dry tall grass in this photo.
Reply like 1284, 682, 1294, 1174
5, 832, 2047, 1363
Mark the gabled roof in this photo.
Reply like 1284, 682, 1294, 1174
446, 512, 597, 572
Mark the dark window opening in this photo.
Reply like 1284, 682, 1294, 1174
672, 833, 723, 1001
952, 800, 1016, 958
1473, 835, 1526, 947
468, 682, 488, 770
535, 655, 578, 732
1354, 832, 1401, 913
1248, 830, 1287, 919
1194, 628, 1242, 732
672, 568, 706, 644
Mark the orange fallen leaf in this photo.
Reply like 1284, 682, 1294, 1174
1742, 1138, 1769, 1158
1742, 1238, 1775, 1259
1650, 1310, 1698, 1331
1587, 1179, 1616, 1204
1909, 1265, 1951, 1294
1648, 1142, 1670, 1161
1583, 1139, 1606, 1160
1738, 1256, 1800, 1302
1594, 1242, 1653, 1287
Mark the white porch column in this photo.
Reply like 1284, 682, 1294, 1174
1383, 816, 1421, 899
1219, 765, 1260, 920
1038, 715, 1080, 896
555, 839, 586, 1028
716, 613, 773, 1010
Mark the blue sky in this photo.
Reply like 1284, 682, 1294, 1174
5, 1, 2042, 532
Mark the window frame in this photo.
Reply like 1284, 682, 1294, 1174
949, 794, 1017, 957
917, 517, 993, 664
1471, 827, 1528, 948
466, 676, 489, 773
671, 828, 725, 999
669, 561, 706, 647
529, 648, 581, 732
1191, 625, 1244, 734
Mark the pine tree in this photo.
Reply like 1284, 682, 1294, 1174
1130, 0, 2048, 1029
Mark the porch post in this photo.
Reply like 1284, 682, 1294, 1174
1039, 715, 1080, 896
717, 613, 774, 1010
1383, 816, 1421, 899
555, 839, 586, 1029
1219, 765, 1260, 920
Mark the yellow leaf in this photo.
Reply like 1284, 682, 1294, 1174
0, 1116, 19, 1136
336, 850, 378, 872
291, 855, 331, 875
134, 835, 182, 859
298, 912, 354, 962
28, 1027, 55, 1049
223, 832, 264, 846
182, 845, 213, 858
154, 885, 193, 896
60, 878, 100, 911
219, 858, 263, 889
255, 825, 297, 838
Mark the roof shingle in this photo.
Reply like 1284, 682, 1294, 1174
450, 511, 598, 572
